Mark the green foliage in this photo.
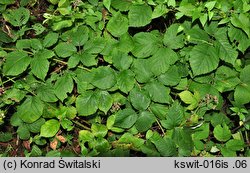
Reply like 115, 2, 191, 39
1, 0, 250, 157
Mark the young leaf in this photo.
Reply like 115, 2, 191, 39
76, 91, 98, 116
91, 123, 108, 138
213, 124, 231, 142
40, 119, 60, 138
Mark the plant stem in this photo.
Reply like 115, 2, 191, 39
72, 120, 91, 130
52, 58, 91, 72
2, 47, 33, 55
156, 119, 165, 136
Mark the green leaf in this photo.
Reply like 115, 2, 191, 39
0, 132, 13, 142
54, 73, 74, 101
27, 118, 46, 133
152, 4, 167, 19
91, 123, 108, 138
158, 65, 181, 86
112, 50, 133, 70
118, 133, 144, 149
29, 145, 42, 157
76, 91, 98, 116
213, 124, 231, 142
189, 44, 219, 76
144, 81, 171, 104
3, 51, 31, 76
234, 65, 250, 105
163, 24, 184, 49
18, 96, 44, 123
179, 90, 199, 110
79, 52, 98, 67
150, 103, 168, 120
240, 65, 250, 83
91, 66, 116, 90
0, 0, 15, 5
226, 139, 245, 151
52, 20, 73, 31
234, 83, 250, 105
54, 42, 77, 58
128, 4, 152, 27
150, 132, 176, 156
135, 111, 156, 132
40, 119, 60, 138
17, 125, 30, 140
129, 88, 151, 111
84, 37, 106, 54
31, 56, 49, 81
160, 102, 184, 130
111, 0, 132, 11
231, 13, 250, 38
103, 0, 111, 11
3, 7, 30, 26
221, 147, 236, 157
107, 12, 128, 37
36, 83, 58, 102
43, 32, 59, 47
192, 123, 210, 140
62, 26, 88, 46
131, 32, 161, 58
117, 70, 135, 94
32, 23, 45, 35
114, 108, 138, 129
79, 130, 94, 142
173, 127, 194, 155
148, 48, 178, 76
96, 90, 113, 114
132, 59, 154, 83
214, 28, 238, 65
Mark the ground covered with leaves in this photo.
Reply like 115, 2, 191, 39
0, 0, 250, 157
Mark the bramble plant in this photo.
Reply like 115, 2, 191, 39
0, 0, 250, 157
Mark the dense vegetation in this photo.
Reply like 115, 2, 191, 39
0, 0, 250, 157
